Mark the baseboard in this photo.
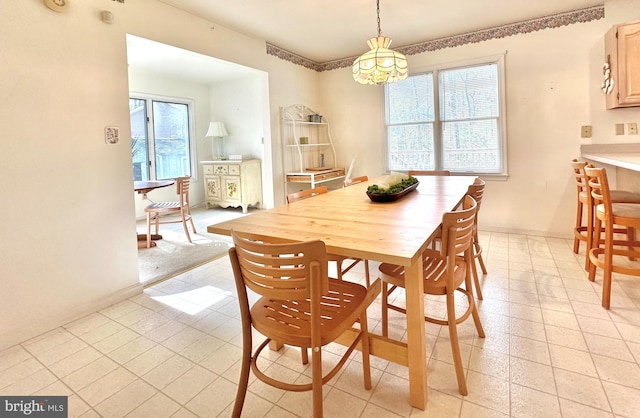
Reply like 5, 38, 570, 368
0, 283, 143, 352
479, 226, 572, 240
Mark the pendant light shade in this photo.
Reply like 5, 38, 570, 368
352, 1, 408, 85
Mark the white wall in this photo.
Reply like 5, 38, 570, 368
320, 0, 640, 237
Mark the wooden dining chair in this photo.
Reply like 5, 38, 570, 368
408, 170, 451, 176
287, 186, 371, 287
584, 166, 640, 308
144, 176, 196, 248
571, 159, 640, 270
378, 195, 484, 395
466, 177, 487, 300
343, 175, 369, 187
229, 231, 372, 418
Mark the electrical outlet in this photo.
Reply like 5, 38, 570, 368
581, 125, 592, 138
629, 123, 638, 135
616, 123, 625, 135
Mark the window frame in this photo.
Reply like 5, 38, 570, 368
129, 92, 197, 182
385, 54, 508, 178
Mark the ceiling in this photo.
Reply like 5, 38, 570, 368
156, 0, 603, 63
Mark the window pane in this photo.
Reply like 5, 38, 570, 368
442, 119, 500, 172
388, 124, 435, 170
129, 98, 149, 181
439, 64, 498, 120
388, 73, 434, 124
152, 101, 191, 180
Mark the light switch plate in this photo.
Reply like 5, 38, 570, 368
629, 123, 638, 135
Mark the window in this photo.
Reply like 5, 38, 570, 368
385, 55, 506, 175
129, 95, 195, 181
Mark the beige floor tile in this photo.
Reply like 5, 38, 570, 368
142, 353, 195, 389
541, 309, 580, 330
553, 368, 611, 412
408, 389, 461, 417
77, 366, 137, 406
263, 405, 302, 418
368, 372, 413, 417
61, 356, 119, 392
584, 332, 634, 362
468, 346, 509, 381
510, 383, 561, 418
544, 324, 588, 351
179, 334, 226, 363
509, 357, 556, 395
592, 354, 640, 389
322, 387, 368, 417
123, 344, 174, 376
510, 318, 547, 342
333, 359, 382, 401
558, 398, 614, 418
107, 335, 157, 365
94, 378, 156, 417
30, 337, 89, 366
198, 342, 243, 375
548, 344, 598, 377
1, 367, 58, 395
126, 392, 181, 418
23, 328, 76, 354
576, 316, 621, 338
601, 381, 640, 417
510, 335, 550, 364
247, 362, 301, 403
48, 347, 103, 378
614, 321, 640, 343
463, 371, 509, 414
182, 376, 236, 417
426, 358, 465, 398
163, 364, 217, 404
509, 303, 543, 322
92, 328, 139, 354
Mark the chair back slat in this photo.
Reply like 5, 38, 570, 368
466, 178, 485, 209
286, 186, 328, 203
570, 159, 589, 197
584, 166, 611, 216
231, 231, 329, 300
344, 176, 368, 187
176, 176, 192, 205
440, 195, 477, 258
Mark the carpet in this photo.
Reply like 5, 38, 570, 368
136, 207, 249, 286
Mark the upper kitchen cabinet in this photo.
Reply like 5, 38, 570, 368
604, 21, 640, 109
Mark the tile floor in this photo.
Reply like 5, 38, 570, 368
2, 232, 640, 417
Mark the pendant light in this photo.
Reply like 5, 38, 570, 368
352, 0, 408, 85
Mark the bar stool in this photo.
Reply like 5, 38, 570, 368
571, 159, 640, 270
584, 166, 640, 309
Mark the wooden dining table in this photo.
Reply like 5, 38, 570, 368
207, 175, 477, 409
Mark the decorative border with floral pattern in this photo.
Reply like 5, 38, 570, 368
267, 5, 604, 72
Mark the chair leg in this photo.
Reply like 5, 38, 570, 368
364, 260, 370, 288
589, 217, 602, 282
474, 232, 488, 275
301, 347, 309, 365
627, 227, 636, 261
470, 255, 483, 301
573, 200, 584, 253
231, 338, 252, 418
359, 313, 372, 390
381, 281, 389, 338
146, 213, 152, 248
446, 287, 467, 396
602, 224, 614, 309
311, 343, 323, 418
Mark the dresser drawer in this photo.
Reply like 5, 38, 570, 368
203, 165, 214, 175
213, 165, 228, 175
228, 165, 240, 175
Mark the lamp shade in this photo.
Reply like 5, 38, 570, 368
352, 36, 408, 85
205, 122, 229, 138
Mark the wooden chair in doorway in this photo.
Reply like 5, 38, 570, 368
343, 175, 369, 187
584, 166, 640, 309
144, 176, 196, 248
378, 195, 484, 395
287, 186, 371, 287
228, 231, 373, 418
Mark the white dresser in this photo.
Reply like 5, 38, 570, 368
200, 159, 262, 213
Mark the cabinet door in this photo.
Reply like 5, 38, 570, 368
223, 176, 241, 203
205, 176, 222, 201
618, 22, 640, 106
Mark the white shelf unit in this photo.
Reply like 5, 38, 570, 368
281, 105, 345, 190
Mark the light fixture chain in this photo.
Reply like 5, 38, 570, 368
376, 0, 382, 36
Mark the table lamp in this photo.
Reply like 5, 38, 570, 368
205, 122, 229, 160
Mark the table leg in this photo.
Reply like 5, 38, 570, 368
404, 256, 428, 409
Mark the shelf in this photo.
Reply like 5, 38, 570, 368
286, 143, 332, 147
284, 121, 328, 126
